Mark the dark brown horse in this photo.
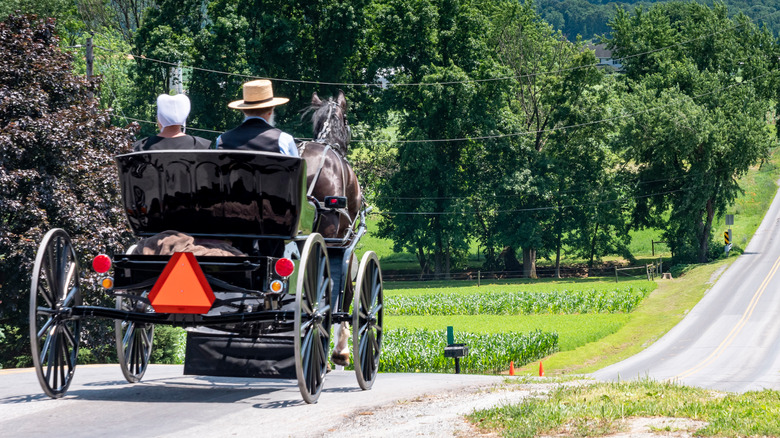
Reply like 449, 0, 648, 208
298, 91, 362, 239
298, 90, 362, 366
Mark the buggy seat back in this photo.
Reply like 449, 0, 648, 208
116, 150, 313, 238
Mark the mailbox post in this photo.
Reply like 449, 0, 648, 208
445, 326, 469, 373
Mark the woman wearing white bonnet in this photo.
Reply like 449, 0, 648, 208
132, 94, 211, 150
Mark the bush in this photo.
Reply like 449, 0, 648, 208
0, 14, 137, 367
150, 326, 187, 364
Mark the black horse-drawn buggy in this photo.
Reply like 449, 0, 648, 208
29, 148, 383, 403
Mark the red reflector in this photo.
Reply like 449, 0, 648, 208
275, 258, 295, 277
92, 254, 112, 273
148, 252, 215, 314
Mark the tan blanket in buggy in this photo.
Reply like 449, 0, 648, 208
131, 230, 245, 256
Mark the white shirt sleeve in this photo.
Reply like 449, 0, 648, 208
279, 132, 299, 157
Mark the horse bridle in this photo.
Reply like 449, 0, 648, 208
315, 99, 351, 146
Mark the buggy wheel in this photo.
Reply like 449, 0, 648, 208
115, 296, 155, 383
294, 233, 332, 404
29, 229, 82, 398
352, 251, 383, 390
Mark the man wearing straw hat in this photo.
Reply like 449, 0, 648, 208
215, 79, 298, 156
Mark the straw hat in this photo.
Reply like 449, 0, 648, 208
228, 79, 289, 110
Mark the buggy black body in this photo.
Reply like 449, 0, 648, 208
28, 150, 383, 403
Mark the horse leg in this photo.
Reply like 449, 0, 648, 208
331, 322, 350, 367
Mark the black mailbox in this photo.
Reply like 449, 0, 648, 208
444, 343, 469, 374
444, 343, 469, 358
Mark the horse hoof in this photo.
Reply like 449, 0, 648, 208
331, 352, 350, 367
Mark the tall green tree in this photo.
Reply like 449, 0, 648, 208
371, 0, 515, 277
609, 2, 776, 262
487, 0, 622, 277
184, 0, 369, 139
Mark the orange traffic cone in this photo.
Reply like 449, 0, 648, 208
539, 361, 545, 377
509, 361, 515, 376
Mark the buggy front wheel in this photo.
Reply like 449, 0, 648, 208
294, 233, 332, 404
352, 251, 383, 390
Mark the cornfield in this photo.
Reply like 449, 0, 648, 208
378, 328, 558, 374
385, 286, 650, 316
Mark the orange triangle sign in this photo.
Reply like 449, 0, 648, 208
148, 252, 215, 314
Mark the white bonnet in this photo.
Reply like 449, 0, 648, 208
157, 94, 191, 128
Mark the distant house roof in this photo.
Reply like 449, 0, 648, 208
587, 43, 613, 59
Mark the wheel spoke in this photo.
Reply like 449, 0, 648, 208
317, 334, 328, 364
63, 331, 75, 373
62, 284, 78, 308
370, 329, 380, 353
38, 282, 55, 309
301, 289, 314, 315
124, 324, 136, 364
123, 321, 135, 348
62, 263, 77, 304
317, 253, 327, 288
359, 329, 369, 357
40, 328, 53, 366
37, 318, 55, 340
371, 282, 381, 306
58, 334, 67, 389
316, 320, 329, 340
61, 324, 77, 348
301, 329, 313, 381
316, 278, 329, 305
44, 244, 57, 298
55, 238, 68, 296
50, 332, 60, 389
139, 333, 149, 371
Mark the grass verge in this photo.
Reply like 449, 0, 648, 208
468, 379, 780, 437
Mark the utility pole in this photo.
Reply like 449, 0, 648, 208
170, 61, 183, 94
85, 32, 94, 80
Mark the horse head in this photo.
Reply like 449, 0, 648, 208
308, 90, 350, 156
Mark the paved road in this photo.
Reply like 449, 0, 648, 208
593, 184, 780, 393
0, 365, 508, 437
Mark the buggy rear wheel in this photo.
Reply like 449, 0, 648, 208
115, 296, 155, 383
352, 251, 383, 390
29, 229, 82, 398
294, 233, 332, 404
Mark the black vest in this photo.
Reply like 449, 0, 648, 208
219, 118, 282, 152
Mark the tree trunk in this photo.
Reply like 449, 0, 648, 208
698, 198, 715, 263
434, 232, 444, 279
555, 243, 561, 279
588, 223, 599, 268
416, 245, 429, 278
445, 242, 451, 280
522, 247, 537, 279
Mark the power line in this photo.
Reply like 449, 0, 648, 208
352, 69, 776, 144
83, 8, 778, 89
375, 165, 733, 201
108, 68, 774, 145
373, 188, 686, 216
